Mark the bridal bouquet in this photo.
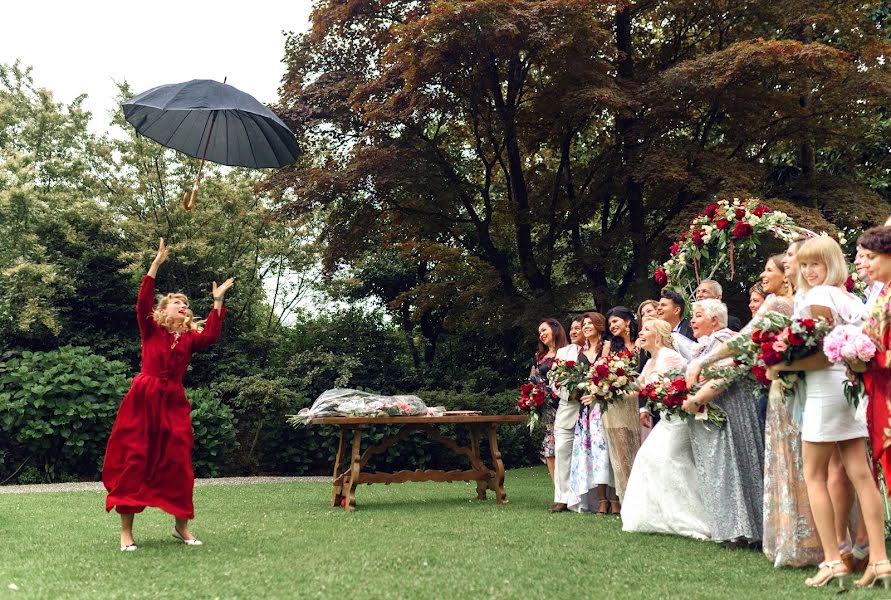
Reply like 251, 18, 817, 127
823, 324, 876, 407
550, 358, 591, 401
755, 317, 832, 393
517, 382, 555, 430
640, 370, 727, 428
587, 350, 639, 412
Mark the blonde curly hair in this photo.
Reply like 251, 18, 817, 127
153, 293, 205, 332
643, 318, 675, 350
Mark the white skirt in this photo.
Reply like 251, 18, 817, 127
801, 365, 868, 442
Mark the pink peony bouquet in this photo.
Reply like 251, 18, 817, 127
823, 325, 876, 407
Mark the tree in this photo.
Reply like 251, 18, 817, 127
269, 0, 891, 360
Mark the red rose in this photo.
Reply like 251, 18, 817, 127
734, 207, 746, 219
669, 378, 688, 393
565, 360, 576, 368
692, 230, 705, 248
654, 268, 668, 287
788, 332, 805, 347
716, 218, 730, 230
521, 383, 535, 396
753, 205, 771, 217
801, 318, 815, 329
731, 222, 753, 239
680, 231, 689, 242
751, 364, 769, 385
704, 203, 719, 219
616, 367, 625, 376
670, 242, 681, 256
595, 363, 610, 378
751, 329, 763, 343
845, 275, 855, 293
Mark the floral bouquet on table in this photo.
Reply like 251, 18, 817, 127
550, 358, 592, 402
756, 317, 832, 400
517, 382, 556, 431
587, 350, 639, 412
823, 325, 876, 408
639, 369, 727, 428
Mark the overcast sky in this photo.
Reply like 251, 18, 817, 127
1, 1, 314, 134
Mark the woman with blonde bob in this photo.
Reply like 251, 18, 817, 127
103, 239, 234, 552
767, 236, 890, 588
619, 319, 709, 539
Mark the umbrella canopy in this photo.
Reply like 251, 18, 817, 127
122, 79, 299, 169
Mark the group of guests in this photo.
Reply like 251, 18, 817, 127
529, 224, 891, 589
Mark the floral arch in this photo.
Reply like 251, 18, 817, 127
652, 198, 825, 300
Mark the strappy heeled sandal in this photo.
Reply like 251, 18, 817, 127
855, 559, 891, 588
804, 560, 848, 589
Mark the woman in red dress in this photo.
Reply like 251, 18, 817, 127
857, 225, 891, 587
103, 239, 233, 551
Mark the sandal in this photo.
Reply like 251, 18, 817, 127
855, 559, 891, 588
804, 560, 848, 588
595, 499, 609, 515
609, 499, 621, 514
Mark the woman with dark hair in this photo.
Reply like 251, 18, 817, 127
856, 226, 891, 587
530, 318, 568, 482
603, 306, 639, 358
566, 312, 613, 513
594, 309, 643, 508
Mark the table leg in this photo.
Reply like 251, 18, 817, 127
470, 426, 487, 500
487, 424, 508, 504
342, 428, 363, 512
331, 427, 347, 507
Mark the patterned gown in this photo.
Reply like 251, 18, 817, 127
688, 330, 765, 543
566, 352, 613, 511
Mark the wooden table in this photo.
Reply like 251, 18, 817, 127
310, 415, 527, 512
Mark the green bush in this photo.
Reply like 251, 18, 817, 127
0, 346, 130, 482
188, 387, 238, 477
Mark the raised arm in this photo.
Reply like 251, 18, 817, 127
137, 239, 168, 337
191, 277, 234, 352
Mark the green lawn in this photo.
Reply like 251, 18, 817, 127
0, 467, 886, 599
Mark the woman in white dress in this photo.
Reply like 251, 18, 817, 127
620, 319, 710, 540
767, 237, 891, 589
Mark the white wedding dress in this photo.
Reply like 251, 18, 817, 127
620, 348, 711, 540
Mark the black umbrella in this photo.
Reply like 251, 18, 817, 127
122, 78, 299, 209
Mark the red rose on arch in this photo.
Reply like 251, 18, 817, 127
670, 242, 681, 256
731, 222, 753, 239
704, 203, 719, 219
753, 205, 771, 217
715, 218, 730, 230
654, 268, 668, 287
692, 229, 705, 248
734, 207, 746, 219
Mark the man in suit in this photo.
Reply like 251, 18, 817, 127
657, 289, 695, 361
694, 279, 743, 331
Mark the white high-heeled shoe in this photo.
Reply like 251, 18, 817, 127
172, 526, 203, 546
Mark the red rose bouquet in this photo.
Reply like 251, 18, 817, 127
550, 358, 592, 402
755, 317, 832, 396
517, 382, 554, 430
587, 350, 639, 412
640, 370, 727, 428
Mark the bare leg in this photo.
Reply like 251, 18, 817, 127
828, 446, 854, 548
174, 517, 197, 541
120, 513, 135, 547
802, 442, 842, 564
546, 457, 555, 482
836, 439, 891, 586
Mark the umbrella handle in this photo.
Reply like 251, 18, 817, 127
183, 185, 198, 211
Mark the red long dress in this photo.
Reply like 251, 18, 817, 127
864, 287, 891, 488
103, 275, 225, 519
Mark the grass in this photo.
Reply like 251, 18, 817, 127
0, 466, 887, 599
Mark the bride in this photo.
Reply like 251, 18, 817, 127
619, 319, 711, 540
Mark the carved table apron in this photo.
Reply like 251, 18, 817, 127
309, 415, 528, 512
